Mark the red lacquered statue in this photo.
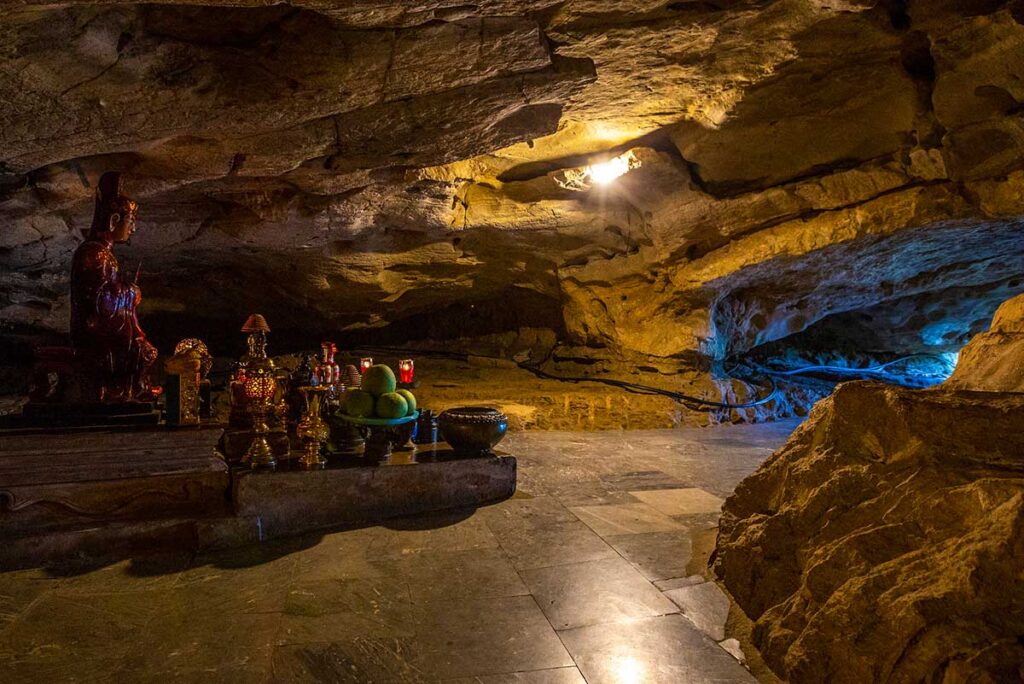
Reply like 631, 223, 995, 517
70, 172, 158, 402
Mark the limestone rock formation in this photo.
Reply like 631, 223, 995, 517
945, 292, 1024, 392
714, 297, 1024, 682
1, 1, 1023, 398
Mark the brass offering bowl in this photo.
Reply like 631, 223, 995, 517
438, 406, 508, 455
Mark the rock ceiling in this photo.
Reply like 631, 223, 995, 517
2, 0, 1024, 362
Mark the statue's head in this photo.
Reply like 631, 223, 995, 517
90, 171, 138, 243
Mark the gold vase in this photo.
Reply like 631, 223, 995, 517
243, 397, 277, 470
242, 364, 279, 470
296, 386, 330, 469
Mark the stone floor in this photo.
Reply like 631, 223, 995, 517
0, 422, 799, 683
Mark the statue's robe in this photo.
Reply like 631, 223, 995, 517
70, 239, 157, 401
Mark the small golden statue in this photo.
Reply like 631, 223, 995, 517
296, 386, 330, 469
173, 338, 213, 379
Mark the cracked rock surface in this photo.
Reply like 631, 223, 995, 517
1, 0, 1023, 387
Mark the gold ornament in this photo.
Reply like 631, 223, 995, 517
173, 337, 213, 379
296, 386, 330, 469
242, 366, 278, 469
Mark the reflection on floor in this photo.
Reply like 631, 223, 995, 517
0, 422, 799, 683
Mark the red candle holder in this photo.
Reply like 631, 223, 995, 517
359, 357, 373, 374
399, 359, 414, 384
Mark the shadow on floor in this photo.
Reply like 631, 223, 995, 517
27, 504, 489, 579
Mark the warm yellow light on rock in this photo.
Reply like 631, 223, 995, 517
585, 151, 640, 186
588, 156, 631, 185
552, 149, 642, 191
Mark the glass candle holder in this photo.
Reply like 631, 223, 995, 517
244, 373, 277, 403
360, 357, 373, 374
399, 359, 414, 384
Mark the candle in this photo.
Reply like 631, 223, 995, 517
244, 372, 277, 402
399, 358, 414, 384
360, 357, 373, 374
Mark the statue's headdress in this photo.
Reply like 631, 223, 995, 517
89, 171, 137, 236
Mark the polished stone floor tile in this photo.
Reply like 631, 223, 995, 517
606, 530, 694, 581
558, 614, 756, 683
119, 609, 279, 681
294, 547, 393, 583
43, 552, 193, 594
493, 520, 619, 571
479, 496, 578, 533
446, 665, 587, 683
1, 590, 160, 655
0, 570, 59, 633
380, 547, 529, 602
271, 639, 430, 683
664, 580, 732, 641
653, 575, 705, 591
599, 470, 690, 492
629, 487, 725, 516
413, 595, 574, 679
671, 511, 725, 529
375, 511, 501, 559
0, 653, 127, 684
480, 496, 620, 572
515, 463, 625, 493
0, 591, 160, 682
568, 503, 684, 537
685, 521, 723, 578
4, 586, 280, 683
298, 512, 500, 567
0, 426, 799, 682
278, 576, 420, 642
530, 479, 640, 507
521, 556, 678, 630
171, 560, 296, 614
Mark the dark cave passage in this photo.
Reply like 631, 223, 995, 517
709, 219, 1024, 389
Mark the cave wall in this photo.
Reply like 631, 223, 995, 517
2, 0, 1024, 363
714, 293, 1024, 681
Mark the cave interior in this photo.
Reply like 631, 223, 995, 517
1, 1, 1023, 682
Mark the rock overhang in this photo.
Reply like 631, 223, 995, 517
1, 0, 1023, 382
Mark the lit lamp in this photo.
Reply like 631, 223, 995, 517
554, 150, 641, 191
587, 155, 632, 185
360, 357, 373, 374
398, 359, 415, 384
240, 313, 278, 470
243, 367, 278, 470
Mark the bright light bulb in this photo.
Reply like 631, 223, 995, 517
587, 155, 631, 185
